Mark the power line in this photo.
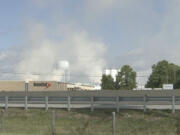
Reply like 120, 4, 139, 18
0, 71, 150, 78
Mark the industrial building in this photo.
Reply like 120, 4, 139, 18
0, 81, 95, 91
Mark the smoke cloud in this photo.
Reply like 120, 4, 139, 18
12, 22, 106, 84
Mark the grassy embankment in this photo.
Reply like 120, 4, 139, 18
0, 108, 180, 135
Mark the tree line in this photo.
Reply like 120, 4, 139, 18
101, 60, 180, 90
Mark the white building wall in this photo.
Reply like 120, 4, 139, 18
104, 69, 120, 81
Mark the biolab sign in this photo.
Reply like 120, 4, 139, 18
163, 84, 174, 90
33, 83, 51, 89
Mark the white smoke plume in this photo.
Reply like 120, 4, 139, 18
14, 22, 106, 83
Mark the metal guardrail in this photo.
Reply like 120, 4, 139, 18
0, 95, 179, 113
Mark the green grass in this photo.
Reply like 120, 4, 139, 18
0, 108, 180, 135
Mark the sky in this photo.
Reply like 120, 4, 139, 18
0, 0, 180, 86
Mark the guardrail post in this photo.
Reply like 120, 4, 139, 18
67, 96, 71, 112
116, 96, 119, 113
91, 96, 94, 112
45, 96, 48, 111
143, 95, 147, 113
172, 96, 175, 114
112, 112, 116, 135
25, 96, 28, 111
5, 96, 8, 110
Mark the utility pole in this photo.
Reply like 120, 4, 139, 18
64, 70, 66, 83
167, 71, 169, 84
51, 111, 55, 135
174, 68, 176, 83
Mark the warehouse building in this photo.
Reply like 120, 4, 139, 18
0, 81, 95, 91
67, 83, 95, 91
0, 81, 25, 91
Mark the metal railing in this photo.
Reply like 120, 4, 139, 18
0, 94, 179, 113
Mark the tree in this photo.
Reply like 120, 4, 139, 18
115, 65, 136, 90
146, 60, 180, 88
101, 75, 115, 90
